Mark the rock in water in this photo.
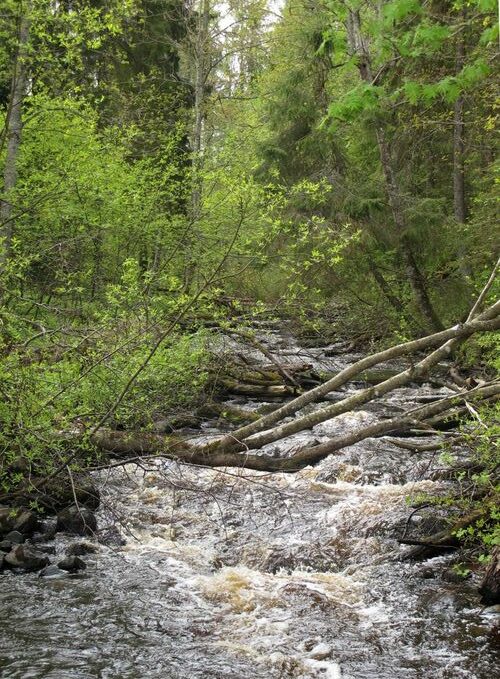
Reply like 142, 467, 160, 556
0, 539, 14, 552
31, 544, 56, 555
479, 547, 500, 605
39, 565, 67, 578
0, 507, 39, 536
2, 530, 25, 546
57, 556, 86, 572
0, 531, 25, 552
56, 506, 97, 536
309, 643, 332, 660
98, 525, 125, 547
66, 541, 97, 556
4, 545, 50, 572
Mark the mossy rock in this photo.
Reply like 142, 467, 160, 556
7, 475, 100, 512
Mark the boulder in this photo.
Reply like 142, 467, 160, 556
6, 476, 100, 512
479, 547, 500, 605
0, 531, 25, 552
5, 530, 24, 544
98, 525, 125, 547
35, 520, 57, 542
56, 506, 97, 536
4, 545, 50, 572
57, 556, 86, 572
66, 541, 97, 556
0, 507, 39, 536
39, 565, 67, 578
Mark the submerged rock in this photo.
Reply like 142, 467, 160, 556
39, 565, 67, 578
31, 544, 56, 555
66, 541, 97, 556
481, 604, 500, 616
57, 556, 86, 572
56, 506, 97, 536
4, 545, 50, 572
308, 642, 332, 660
98, 525, 125, 547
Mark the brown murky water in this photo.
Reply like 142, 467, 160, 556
1, 327, 498, 678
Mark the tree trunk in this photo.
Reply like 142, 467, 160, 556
368, 260, 404, 313
453, 94, 466, 225
89, 382, 500, 473
184, 0, 210, 289
453, 15, 466, 226
345, 10, 443, 332
0, 11, 30, 271
453, 11, 472, 280
191, 0, 210, 218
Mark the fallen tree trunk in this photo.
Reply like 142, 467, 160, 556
91, 382, 500, 472
217, 379, 296, 397
209, 304, 499, 456
227, 328, 303, 387
211, 311, 500, 455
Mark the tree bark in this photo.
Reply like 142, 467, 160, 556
0, 10, 30, 271
191, 0, 210, 218
345, 10, 443, 331
368, 260, 405, 315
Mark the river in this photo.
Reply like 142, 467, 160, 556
1, 325, 498, 678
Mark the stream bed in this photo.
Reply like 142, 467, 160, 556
1, 326, 498, 678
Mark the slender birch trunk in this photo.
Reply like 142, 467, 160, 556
184, 0, 210, 289
453, 15, 466, 226
0, 10, 30, 271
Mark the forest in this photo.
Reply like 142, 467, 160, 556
0, 1, 499, 677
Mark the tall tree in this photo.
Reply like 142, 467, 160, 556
343, 6, 443, 330
0, 2, 30, 271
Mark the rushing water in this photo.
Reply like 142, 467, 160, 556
1, 327, 499, 678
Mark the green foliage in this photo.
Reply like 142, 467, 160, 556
0, 321, 212, 494
452, 405, 500, 554
383, 0, 423, 25
426, 404, 500, 561
328, 84, 384, 123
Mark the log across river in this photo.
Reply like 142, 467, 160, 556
1, 325, 499, 678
